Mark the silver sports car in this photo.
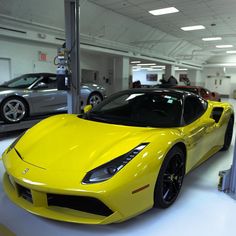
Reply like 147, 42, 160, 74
0, 73, 106, 123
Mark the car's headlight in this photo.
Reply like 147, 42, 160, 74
6, 131, 25, 154
82, 143, 149, 184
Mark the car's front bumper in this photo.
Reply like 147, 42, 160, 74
2, 148, 155, 224
3, 172, 123, 224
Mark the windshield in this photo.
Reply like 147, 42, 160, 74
84, 91, 182, 128
0, 74, 42, 88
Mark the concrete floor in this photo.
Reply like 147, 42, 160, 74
1, 99, 236, 236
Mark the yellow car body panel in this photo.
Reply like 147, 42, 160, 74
1, 100, 234, 224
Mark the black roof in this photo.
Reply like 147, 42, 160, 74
122, 88, 192, 97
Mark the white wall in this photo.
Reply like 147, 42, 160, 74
187, 69, 204, 86
0, 38, 116, 94
132, 70, 193, 86
0, 37, 57, 79
80, 50, 115, 94
132, 70, 163, 86
204, 55, 236, 97
203, 67, 236, 97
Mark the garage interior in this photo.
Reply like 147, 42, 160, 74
1, 0, 236, 235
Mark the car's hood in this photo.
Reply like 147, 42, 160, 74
15, 114, 159, 172
0, 86, 11, 92
81, 83, 105, 90
0, 86, 24, 94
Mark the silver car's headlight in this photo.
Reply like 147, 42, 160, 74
82, 143, 149, 184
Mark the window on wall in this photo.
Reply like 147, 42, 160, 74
146, 74, 158, 82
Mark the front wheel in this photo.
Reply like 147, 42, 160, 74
154, 146, 185, 209
0, 97, 28, 123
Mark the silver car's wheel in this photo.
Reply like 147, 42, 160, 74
1, 98, 27, 123
88, 93, 103, 106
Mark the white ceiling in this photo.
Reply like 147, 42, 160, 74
89, 0, 236, 52
0, 0, 236, 65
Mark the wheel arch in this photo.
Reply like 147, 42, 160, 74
173, 142, 187, 163
230, 113, 234, 121
162, 141, 187, 173
153, 141, 187, 208
0, 95, 30, 116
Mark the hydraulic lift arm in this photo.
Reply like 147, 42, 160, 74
219, 136, 236, 199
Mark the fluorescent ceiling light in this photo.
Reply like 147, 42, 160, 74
131, 61, 141, 64
216, 45, 233, 48
149, 7, 179, 16
151, 65, 165, 68
227, 50, 236, 54
202, 37, 222, 41
147, 68, 163, 71
137, 63, 156, 66
175, 68, 188, 71
181, 25, 205, 31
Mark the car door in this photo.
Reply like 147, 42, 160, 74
181, 96, 216, 172
29, 75, 67, 115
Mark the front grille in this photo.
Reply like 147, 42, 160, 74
47, 194, 113, 217
17, 184, 33, 203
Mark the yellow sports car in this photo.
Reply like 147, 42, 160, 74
1, 89, 234, 224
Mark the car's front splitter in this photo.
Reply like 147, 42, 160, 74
3, 172, 123, 224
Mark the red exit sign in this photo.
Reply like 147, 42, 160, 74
39, 52, 47, 61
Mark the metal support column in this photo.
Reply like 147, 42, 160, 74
64, 0, 81, 114
219, 136, 236, 199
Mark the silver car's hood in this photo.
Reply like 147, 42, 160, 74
0, 86, 11, 91
81, 83, 105, 90
0, 87, 26, 94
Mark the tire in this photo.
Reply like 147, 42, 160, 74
0, 97, 28, 123
222, 116, 234, 151
87, 92, 103, 106
154, 146, 185, 209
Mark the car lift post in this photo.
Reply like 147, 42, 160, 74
219, 137, 236, 199
64, 0, 81, 114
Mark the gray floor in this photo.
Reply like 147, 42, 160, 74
1, 99, 236, 236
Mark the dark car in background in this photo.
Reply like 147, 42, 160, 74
0, 73, 106, 123
173, 86, 221, 102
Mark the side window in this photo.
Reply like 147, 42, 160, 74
37, 76, 57, 89
211, 107, 224, 123
47, 76, 57, 89
183, 96, 206, 124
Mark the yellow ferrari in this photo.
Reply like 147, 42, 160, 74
1, 89, 234, 224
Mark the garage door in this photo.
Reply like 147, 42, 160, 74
0, 58, 11, 84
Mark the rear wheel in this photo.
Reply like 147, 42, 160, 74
222, 117, 234, 151
154, 146, 185, 208
87, 92, 103, 106
0, 97, 28, 123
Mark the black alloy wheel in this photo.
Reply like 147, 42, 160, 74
222, 116, 234, 151
154, 146, 185, 209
